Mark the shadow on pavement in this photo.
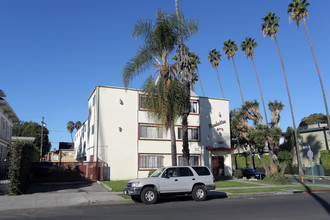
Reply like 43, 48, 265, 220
155, 191, 228, 204
292, 175, 330, 216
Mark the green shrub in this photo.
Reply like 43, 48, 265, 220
263, 172, 289, 185
233, 169, 243, 179
8, 141, 39, 195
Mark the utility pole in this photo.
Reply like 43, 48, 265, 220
40, 116, 45, 162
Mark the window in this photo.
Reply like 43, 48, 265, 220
93, 96, 96, 106
140, 125, 163, 139
178, 156, 199, 166
178, 127, 199, 141
192, 166, 211, 176
190, 101, 199, 114
64, 152, 72, 156
179, 167, 194, 176
139, 95, 148, 110
139, 154, 164, 169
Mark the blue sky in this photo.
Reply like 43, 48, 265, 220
1, 0, 329, 150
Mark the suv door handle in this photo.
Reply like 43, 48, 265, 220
175, 179, 178, 181
192, 178, 195, 181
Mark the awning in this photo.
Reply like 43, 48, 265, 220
206, 147, 235, 151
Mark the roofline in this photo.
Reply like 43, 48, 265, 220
87, 85, 230, 102
0, 100, 19, 123
300, 126, 329, 133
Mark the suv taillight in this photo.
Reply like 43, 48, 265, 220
213, 177, 215, 183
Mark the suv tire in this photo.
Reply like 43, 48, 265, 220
141, 187, 158, 204
192, 185, 207, 201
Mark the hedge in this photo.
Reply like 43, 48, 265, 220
8, 140, 39, 195
235, 154, 298, 174
320, 150, 330, 176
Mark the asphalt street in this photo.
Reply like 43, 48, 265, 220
1, 193, 329, 220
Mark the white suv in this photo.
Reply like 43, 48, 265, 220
123, 166, 216, 204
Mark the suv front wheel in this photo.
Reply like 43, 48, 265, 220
192, 185, 207, 201
141, 187, 158, 204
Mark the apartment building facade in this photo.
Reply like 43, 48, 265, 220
74, 86, 232, 180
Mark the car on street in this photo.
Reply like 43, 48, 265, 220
241, 168, 266, 179
123, 166, 216, 204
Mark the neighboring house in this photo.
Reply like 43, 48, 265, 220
74, 86, 232, 180
46, 142, 77, 163
0, 90, 19, 163
299, 124, 330, 168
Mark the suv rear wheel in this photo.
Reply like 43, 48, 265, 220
192, 185, 207, 201
141, 187, 158, 204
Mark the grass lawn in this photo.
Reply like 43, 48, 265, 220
221, 186, 330, 194
215, 181, 261, 188
102, 180, 128, 192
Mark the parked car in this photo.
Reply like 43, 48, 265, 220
123, 166, 216, 204
241, 168, 266, 179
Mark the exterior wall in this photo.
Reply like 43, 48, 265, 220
74, 86, 232, 180
60, 150, 77, 162
300, 128, 330, 167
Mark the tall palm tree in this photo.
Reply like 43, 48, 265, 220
123, 9, 198, 166
223, 39, 244, 104
75, 121, 82, 130
175, 0, 197, 165
189, 52, 204, 96
241, 37, 269, 126
208, 49, 224, 98
262, 12, 303, 176
66, 121, 75, 144
288, 0, 330, 133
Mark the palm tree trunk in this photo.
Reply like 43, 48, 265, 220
182, 114, 190, 165
251, 58, 269, 126
274, 36, 304, 176
231, 57, 244, 104
197, 69, 205, 97
303, 18, 330, 131
259, 154, 270, 176
170, 123, 177, 166
175, 0, 190, 166
215, 67, 225, 98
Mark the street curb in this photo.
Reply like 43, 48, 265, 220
97, 181, 113, 191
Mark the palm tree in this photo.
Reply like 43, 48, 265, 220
123, 9, 198, 166
75, 121, 82, 130
208, 49, 224, 98
288, 0, 330, 134
223, 39, 244, 104
175, 0, 197, 165
262, 12, 303, 176
66, 121, 75, 144
241, 37, 268, 126
189, 52, 204, 96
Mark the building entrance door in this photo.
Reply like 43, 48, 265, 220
212, 156, 224, 176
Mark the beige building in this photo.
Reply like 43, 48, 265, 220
74, 86, 232, 180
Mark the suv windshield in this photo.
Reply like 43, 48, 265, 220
150, 167, 165, 177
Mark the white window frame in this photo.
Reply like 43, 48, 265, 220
139, 124, 163, 139
178, 155, 200, 166
177, 127, 199, 141
190, 101, 199, 114
139, 154, 164, 169
139, 95, 149, 110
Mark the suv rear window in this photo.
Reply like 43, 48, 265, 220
192, 167, 211, 176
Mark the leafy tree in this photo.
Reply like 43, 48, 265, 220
278, 127, 296, 174
223, 39, 244, 104
66, 121, 75, 144
262, 12, 303, 176
12, 121, 51, 157
288, 0, 330, 129
208, 49, 224, 98
241, 37, 268, 126
299, 113, 327, 129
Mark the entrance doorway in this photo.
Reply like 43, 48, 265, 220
212, 156, 224, 176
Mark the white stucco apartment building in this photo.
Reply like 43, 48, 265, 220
0, 90, 19, 163
74, 86, 232, 180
